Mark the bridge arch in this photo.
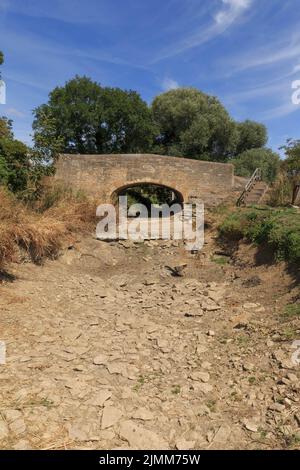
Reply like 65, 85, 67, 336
111, 181, 185, 206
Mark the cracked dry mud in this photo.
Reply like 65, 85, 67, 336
0, 236, 299, 450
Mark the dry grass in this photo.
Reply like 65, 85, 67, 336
0, 182, 98, 269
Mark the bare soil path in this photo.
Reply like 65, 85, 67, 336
0, 235, 299, 450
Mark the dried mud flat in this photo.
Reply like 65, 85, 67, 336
0, 234, 299, 450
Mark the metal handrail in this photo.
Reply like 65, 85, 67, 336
236, 168, 262, 206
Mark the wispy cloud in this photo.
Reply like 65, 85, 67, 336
293, 64, 300, 73
162, 77, 179, 91
151, 0, 253, 63
5, 107, 26, 118
261, 101, 300, 120
224, 79, 292, 104
228, 31, 300, 72
214, 0, 252, 25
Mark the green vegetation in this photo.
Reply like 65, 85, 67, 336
281, 304, 300, 321
133, 375, 146, 392
248, 376, 257, 385
151, 88, 269, 162
0, 69, 298, 207
281, 139, 300, 178
235, 120, 267, 155
219, 207, 300, 264
171, 385, 181, 395
33, 76, 156, 158
0, 117, 50, 196
33, 79, 269, 164
231, 148, 280, 183
206, 399, 217, 412
152, 87, 238, 160
284, 433, 300, 448
211, 255, 230, 265
269, 139, 300, 205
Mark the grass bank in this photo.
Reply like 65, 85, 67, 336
218, 206, 300, 265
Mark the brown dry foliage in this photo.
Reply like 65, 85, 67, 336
268, 172, 294, 206
0, 183, 98, 268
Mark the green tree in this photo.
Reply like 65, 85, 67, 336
0, 51, 3, 66
0, 135, 30, 192
0, 117, 48, 195
100, 87, 156, 153
0, 116, 13, 139
151, 88, 238, 161
281, 139, 300, 176
231, 148, 280, 183
236, 120, 268, 155
33, 76, 155, 156
33, 76, 104, 155
281, 139, 300, 204
32, 108, 65, 162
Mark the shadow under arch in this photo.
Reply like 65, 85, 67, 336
111, 182, 185, 210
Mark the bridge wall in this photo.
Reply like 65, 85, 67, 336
55, 154, 234, 206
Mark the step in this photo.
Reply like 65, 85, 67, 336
237, 179, 269, 206
248, 189, 266, 194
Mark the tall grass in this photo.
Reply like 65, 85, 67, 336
0, 182, 97, 269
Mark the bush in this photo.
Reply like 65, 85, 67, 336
219, 207, 300, 264
0, 117, 51, 198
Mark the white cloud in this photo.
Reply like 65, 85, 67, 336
261, 101, 300, 120
215, 0, 251, 26
6, 107, 26, 118
152, 0, 253, 63
229, 32, 300, 72
162, 77, 179, 91
224, 78, 293, 104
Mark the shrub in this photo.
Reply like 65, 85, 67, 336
219, 207, 300, 264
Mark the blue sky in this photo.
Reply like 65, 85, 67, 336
0, 0, 300, 153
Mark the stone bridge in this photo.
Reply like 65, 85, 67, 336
55, 154, 234, 206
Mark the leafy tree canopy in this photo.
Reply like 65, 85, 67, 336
231, 148, 280, 183
0, 51, 3, 66
236, 120, 268, 155
33, 76, 156, 158
0, 121, 30, 192
0, 117, 48, 195
0, 116, 13, 139
151, 88, 239, 161
281, 139, 300, 178
33, 81, 271, 164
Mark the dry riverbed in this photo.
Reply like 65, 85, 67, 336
0, 234, 299, 450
